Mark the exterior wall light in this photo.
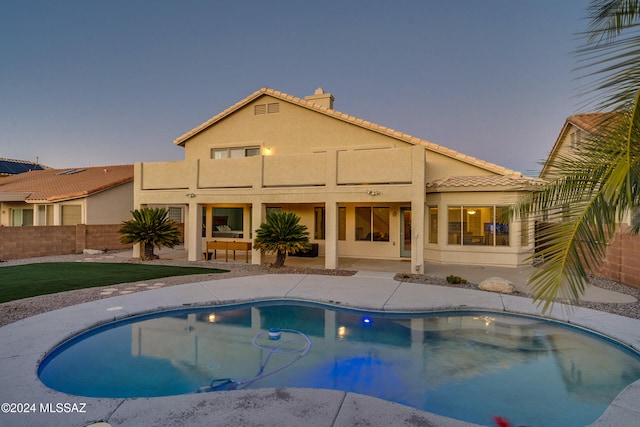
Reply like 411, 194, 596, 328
367, 190, 381, 196
186, 193, 196, 198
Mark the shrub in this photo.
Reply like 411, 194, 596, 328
446, 274, 467, 284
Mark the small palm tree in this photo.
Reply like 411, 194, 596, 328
119, 207, 181, 260
254, 211, 311, 267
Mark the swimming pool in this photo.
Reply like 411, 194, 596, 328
38, 300, 640, 427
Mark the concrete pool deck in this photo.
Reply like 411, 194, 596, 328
1, 271, 639, 426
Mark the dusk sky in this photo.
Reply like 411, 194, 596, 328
2, 1, 590, 176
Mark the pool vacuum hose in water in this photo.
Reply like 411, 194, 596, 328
197, 328, 312, 393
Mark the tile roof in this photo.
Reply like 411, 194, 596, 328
567, 112, 621, 133
0, 158, 47, 176
0, 165, 133, 202
539, 111, 623, 178
426, 175, 546, 191
174, 87, 520, 177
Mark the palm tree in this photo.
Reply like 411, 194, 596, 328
119, 207, 181, 260
254, 211, 311, 267
513, 0, 640, 311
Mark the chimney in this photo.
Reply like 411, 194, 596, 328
305, 87, 334, 109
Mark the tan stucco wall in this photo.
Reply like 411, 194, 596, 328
540, 124, 576, 181
182, 95, 410, 161
425, 151, 497, 181
85, 181, 134, 224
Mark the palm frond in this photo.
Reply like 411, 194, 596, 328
577, 1, 640, 110
513, 104, 640, 310
512, 1, 640, 311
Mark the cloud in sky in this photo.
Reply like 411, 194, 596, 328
1, 0, 589, 176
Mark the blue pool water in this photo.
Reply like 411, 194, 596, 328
38, 301, 640, 427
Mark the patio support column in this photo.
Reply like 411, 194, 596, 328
411, 145, 426, 274
186, 201, 202, 262
324, 149, 339, 270
411, 200, 425, 274
205, 206, 212, 240
325, 200, 339, 270
132, 162, 143, 259
251, 201, 265, 265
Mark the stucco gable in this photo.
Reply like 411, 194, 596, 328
174, 87, 520, 177
540, 112, 622, 178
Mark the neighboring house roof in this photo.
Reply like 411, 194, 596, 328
426, 175, 546, 192
175, 87, 520, 177
0, 165, 133, 202
540, 112, 621, 178
566, 112, 620, 133
0, 158, 47, 176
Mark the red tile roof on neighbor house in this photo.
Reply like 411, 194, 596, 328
0, 165, 133, 202
174, 87, 520, 177
567, 112, 621, 133
539, 111, 624, 178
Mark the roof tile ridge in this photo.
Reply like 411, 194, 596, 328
46, 190, 90, 202
174, 86, 521, 176
174, 87, 267, 145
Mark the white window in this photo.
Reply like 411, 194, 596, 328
212, 146, 261, 159
447, 205, 509, 246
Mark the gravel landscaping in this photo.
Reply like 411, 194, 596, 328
2, 252, 639, 327
396, 272, 640, 320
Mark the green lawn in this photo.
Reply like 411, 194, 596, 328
0, 263, 227, 303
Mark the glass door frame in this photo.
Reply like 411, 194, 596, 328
400, 207, 411, 258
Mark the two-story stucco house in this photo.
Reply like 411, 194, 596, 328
135, 87, 544, 273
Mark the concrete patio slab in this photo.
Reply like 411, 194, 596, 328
385, 281, 505, 312
333, 393, 483, 427
198, 274, 307, 302
285, 274, 402, 309
1, 273, 639, 427
109, 388, 347, 427
592, 381, 640, 427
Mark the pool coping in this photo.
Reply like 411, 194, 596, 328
1, 273, 639, 427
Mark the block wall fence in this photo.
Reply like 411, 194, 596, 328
0, 224, 184, 261
598, 225, 640, 289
